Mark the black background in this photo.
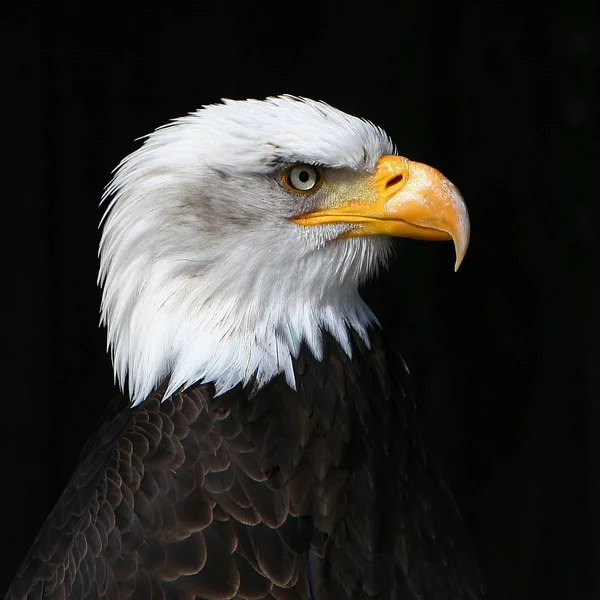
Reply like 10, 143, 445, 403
1, 2, 598, 599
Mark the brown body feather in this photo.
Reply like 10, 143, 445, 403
5, 330, 483, 600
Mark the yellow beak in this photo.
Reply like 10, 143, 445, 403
291, 155, 470, 271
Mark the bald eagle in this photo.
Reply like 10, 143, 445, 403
5, 96, 481, 600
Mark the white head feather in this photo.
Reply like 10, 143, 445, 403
99, 96, 396, 405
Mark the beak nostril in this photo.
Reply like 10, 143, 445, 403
386, 174, 404, 189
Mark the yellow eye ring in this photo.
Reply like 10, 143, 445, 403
283, 164, 322, 193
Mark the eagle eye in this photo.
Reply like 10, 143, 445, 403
283, 165, 321, 193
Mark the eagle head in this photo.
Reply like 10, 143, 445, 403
99, 96, 469, 404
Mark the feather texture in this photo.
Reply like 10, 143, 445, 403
5, 330, 483, 600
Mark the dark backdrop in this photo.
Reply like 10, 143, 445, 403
1, 2, 598, 599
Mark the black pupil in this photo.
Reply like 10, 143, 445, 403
298, 170, 310, 183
